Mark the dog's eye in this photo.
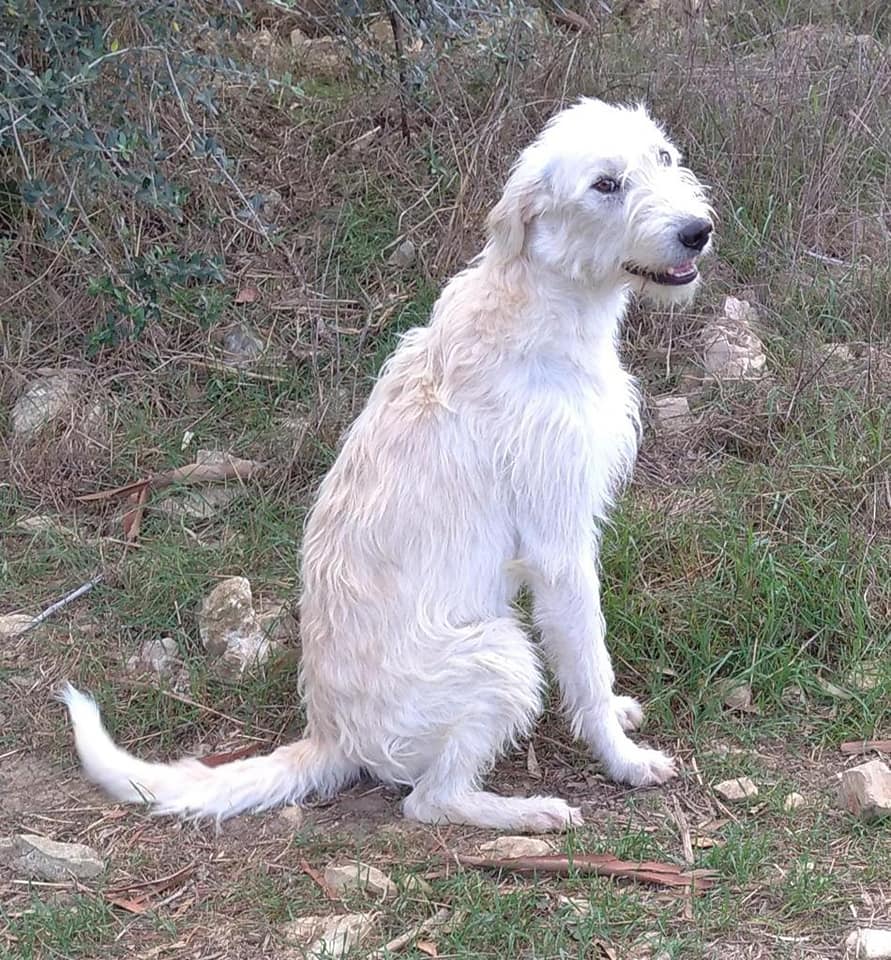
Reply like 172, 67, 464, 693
658, 149, 672, 166
591, 176, 620, 194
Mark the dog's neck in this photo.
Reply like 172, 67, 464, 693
473, 252, 629, 360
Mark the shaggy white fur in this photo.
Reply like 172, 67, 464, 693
60, 98, 713, 831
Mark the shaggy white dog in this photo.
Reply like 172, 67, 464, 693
60, 98, 713, 832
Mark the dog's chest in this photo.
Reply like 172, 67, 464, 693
500, 358, 639, 512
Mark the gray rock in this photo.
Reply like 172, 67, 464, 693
1, 834, 104, 881
700, 298, 767, 381
720, 682, 758, 714
223, 324, 265, 365
388, 239, 417, 269
280, 912, 377, 959
11, 371, 81, 436
651, 395, 692, 435
838, 760, 891, 820
278, 806, 305, 830
197, 577, 283, 675
0, 614, 35, 639
478, 835, 554, 858
846, 928, 891, 959
155, 486, 240, 520
198, 577, 296, 675
324, 862, 397, 899
714, 777, 759, 802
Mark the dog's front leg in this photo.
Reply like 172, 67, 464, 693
530, 550, 676, 787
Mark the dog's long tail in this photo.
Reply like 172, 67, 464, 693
58, 684, 356, 820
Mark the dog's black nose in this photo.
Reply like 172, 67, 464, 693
678, 218, 713, 252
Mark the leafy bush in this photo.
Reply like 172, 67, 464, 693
0, 1, 292, 345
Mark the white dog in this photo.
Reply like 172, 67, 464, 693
60, 99, 712, 832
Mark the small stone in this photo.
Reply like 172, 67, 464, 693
714, 777, 759, 802
223, 324, 265, 365
1, 834, 104, 881
387, 239, 417, 269
11, 371, 81, 436
324, 862, 398, 899
719, 682, 759, 714
478, 835, 554, 858
651, 395, 692, 435
846, 928, 891, 959
783, 792, 807, 811
838, 760, 891, 820
280, 912, 377, 959
820, 342, 858, 365
288, 29, 347, 78
722, 295, 760, 325
847, 662, 884, 693
125, 636, 180, 678
0, 614, 35, 640
278, 806, 304, 829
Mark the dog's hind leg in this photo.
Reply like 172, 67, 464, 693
399, 617, 583, 832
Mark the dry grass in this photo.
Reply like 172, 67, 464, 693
1, 2, 891, 959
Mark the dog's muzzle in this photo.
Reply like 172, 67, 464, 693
623, 217, 713, 287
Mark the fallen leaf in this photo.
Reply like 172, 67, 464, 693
416, 941, 438, 957
300, 859, 341, 900
692, 836, 723, 849
452, 852, 717, 894
105, 894, 149, 914
235, 286, 260, 304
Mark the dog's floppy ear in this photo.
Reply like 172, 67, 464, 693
486, 168, 549, 261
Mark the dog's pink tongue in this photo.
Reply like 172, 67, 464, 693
669, 261, 695, 277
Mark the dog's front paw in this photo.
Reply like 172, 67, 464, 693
613, 695, 644, 731
606, 746, 677, 787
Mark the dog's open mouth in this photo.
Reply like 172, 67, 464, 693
624, 260, 699, 286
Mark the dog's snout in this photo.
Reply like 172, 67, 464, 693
677, 218, 713, 252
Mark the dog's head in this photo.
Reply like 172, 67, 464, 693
486, 99, 713, 306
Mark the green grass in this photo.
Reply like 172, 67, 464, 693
1, 895, 119, 960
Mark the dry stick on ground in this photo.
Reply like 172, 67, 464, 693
671, 796, 696, 921
840, 739, 891, 756
384, 0, 411, 144
19, 574, 105, 635
452, 853, 718, 895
